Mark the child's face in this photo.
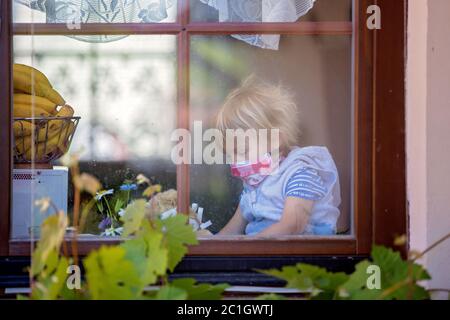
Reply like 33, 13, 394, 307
227, 134, 281, 165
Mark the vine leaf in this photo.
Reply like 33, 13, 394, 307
31, 251, 69, 300
371, 245, 430, 299
260, 264, 348, 300
155, 286, 187, 300
121, 199, 147, 237
121, 221, 168, 286
157, 215, 198, 271
84, 246, 141, 300
170, 278, 229, 300
339, 246, 430, 300
31, 211, 68, 276
337, 260, 379, 299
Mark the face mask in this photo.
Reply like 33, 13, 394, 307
230, 153, 274, 186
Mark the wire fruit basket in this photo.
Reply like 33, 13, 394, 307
13, 116, 80, 164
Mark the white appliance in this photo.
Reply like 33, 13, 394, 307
12, 166, 68, 238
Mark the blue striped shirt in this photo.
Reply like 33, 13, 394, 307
284, 167, 327, 201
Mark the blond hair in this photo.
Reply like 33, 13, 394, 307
216, 75, 301, 154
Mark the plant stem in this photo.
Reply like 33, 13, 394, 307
71, 164, 81, 267
378, 278, 411, 300
411, 232, 450, 262
104, 197, 114, 225
79, 197, 97, 234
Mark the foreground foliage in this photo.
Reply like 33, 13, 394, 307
260, 244, 435, 300
24, 153, 448, 300
27, 199, 228, 300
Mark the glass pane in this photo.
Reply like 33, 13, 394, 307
13, 0, 177, 23
190, 35, 352, 236
12, 35, 177, 238
190, 0, 352, 23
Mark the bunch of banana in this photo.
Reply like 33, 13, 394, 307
23, 122, 75, 161
13, 64, 77, 162
13, 63, 65, 107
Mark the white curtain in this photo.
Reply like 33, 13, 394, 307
15, 0, 315, 48
200, 0, 316, 50
14, 0, 177, 42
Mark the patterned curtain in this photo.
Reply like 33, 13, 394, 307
15, 0, 315, 48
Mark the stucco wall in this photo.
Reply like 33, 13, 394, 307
407, 0, 450, 297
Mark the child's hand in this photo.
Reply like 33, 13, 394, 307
255, 197, 313, 237
217, 206, 247, 236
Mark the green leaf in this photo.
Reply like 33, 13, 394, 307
30, 252, 70, 300
170, 278, 229, 300
121, 221, 168, 286
371, 245, 430, 300
157, 215, 198, 271
96, 200, 104, 214
155, 286, 188, 300
339, 246, 431, 300
31, 212, 68, 276
84, 246, 142, 299
338, 260, 381, 300
114, 198, 124, 213
261, 263, 348, 297
121, 199, 147, 237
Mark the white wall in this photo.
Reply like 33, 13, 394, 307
407, 0, 450, 298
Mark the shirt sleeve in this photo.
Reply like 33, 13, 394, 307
284, 167, 328, 201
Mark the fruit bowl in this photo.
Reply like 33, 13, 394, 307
13, 116, 80, 164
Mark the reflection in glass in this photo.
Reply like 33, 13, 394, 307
190, 0, 352, 22
190, 35, 352, 235
13, 35, 177, 236
14, 0, 178, 23
190, 0, 352, 50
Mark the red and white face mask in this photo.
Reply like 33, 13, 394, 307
230, 153, 275, 186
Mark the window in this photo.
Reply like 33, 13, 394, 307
0, 0, 407, 257
189, 34, 352, 234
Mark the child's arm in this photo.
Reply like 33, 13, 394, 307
217, 206, 247, 235
255, 197, 313, 237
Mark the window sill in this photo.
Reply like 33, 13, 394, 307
9, 235, 356, 256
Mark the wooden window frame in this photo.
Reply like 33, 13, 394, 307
0, 0, 407, 257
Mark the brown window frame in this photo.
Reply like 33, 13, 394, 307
0, 0, 407, 257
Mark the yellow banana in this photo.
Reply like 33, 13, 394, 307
15, 122, 60, 154
13, 71, 66, 105
47, 105, 74, 132
45, 88, 66, 106
13, 64, 53, 88
24, 134, 59, 160
18, 123, 63, 151
13, 103, 50, 118
13, 120, 35, 136
24, 122, 74, 160
19, 122, 75, 161
55, 105, 74, 117
58, 122, 75, 154
14, 94, 57, 114
15, 136, 30, 155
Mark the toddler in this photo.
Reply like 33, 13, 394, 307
216, 76, 341, 236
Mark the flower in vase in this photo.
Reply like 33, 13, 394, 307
98, 216, 112, 230
95, 189, 114, 201
101, 226, 123, 237
120, 183, 138, 191
136, 174, 150, 185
